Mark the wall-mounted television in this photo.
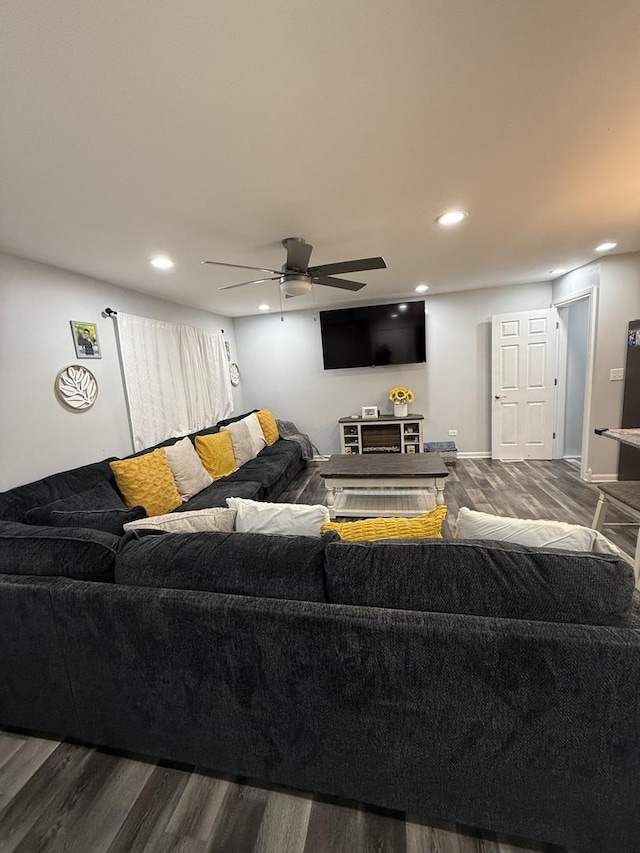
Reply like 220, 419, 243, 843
319, 300, 426, 370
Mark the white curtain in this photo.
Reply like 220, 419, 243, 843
116, 313, 233, 451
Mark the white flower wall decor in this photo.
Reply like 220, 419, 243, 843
55, 365, 98, 411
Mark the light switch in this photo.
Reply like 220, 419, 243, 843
610, 368, 624, 381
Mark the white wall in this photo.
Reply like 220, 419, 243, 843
234, 282, 552, 456
553, 255, 640, 479
591, 254, 640, 478
0, 252, 241, 490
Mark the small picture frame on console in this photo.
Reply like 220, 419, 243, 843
361, 406, 379, 419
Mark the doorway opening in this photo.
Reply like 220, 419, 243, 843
555, 294, 593, 479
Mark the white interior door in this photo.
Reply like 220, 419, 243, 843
491, 308, 558, 460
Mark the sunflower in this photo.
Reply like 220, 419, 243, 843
389, 386, 415, 403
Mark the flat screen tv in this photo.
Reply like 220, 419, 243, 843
319, 300, 426, 369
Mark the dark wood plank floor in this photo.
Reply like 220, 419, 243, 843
3, 458, 633, 853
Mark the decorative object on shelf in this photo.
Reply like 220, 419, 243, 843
229, 362, 240, 386
55, 365, 98, 411
361, 406, 379, 419
389, 386, 415, 417
70, 321, 101, 359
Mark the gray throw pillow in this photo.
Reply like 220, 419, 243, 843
25, 481, 126, 527
45, 506, 147, 536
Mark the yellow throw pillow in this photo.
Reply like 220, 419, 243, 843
109, 449, 182, 517
321, 506, 447, 541
195, 431, 238, 480
256, 409, 279, 446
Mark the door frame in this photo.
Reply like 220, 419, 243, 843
552, 286, 598, 481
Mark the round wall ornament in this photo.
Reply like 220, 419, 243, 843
229, 362, 240, 386
55, 364, 98, 411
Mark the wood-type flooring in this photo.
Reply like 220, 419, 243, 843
1, 458, 634, 853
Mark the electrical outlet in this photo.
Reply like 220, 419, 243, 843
610, 368, 624, 381
448, 429, 458, 436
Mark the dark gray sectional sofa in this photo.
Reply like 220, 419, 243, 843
1, 421, 640, 852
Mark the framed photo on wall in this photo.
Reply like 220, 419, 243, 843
70, 321, 101, 359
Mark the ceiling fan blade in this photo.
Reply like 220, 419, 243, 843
308, 256, 387, 277
311, 275, 367, 292
283, 237, 313, 273
202, 260, 280, 275
219, 276, 281, 291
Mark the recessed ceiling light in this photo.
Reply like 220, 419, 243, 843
549, 268, 568, 276
149, 255, 174, 270
257, 304, 270, 311
436, 210, 468, 227
594, 241, 617, 252
415, 284, 429, 293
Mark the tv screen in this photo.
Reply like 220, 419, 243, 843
319, 301, 426, 369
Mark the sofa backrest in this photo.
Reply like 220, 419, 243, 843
0, 458, 118, 522
114, 529, 336, 602
324, 538, 636, 626
0, 520, 120, 581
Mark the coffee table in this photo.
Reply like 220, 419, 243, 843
319, 454, 450, 519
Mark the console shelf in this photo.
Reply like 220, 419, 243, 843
339, 414, 424, 454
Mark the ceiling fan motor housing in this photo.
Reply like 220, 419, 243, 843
280, 274, 312, 296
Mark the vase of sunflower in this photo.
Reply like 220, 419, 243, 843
389, 386, 414, 417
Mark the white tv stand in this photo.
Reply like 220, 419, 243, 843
338, 414, 424, 455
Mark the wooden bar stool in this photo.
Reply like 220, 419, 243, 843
592, 481, 640, 583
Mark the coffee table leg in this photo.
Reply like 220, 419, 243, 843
435, 477, 446, 506
326, 485, 336, 511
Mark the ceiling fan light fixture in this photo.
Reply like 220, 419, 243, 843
280, 274, 312, 297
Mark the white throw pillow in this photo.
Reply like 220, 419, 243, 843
242, 413, 267, 457
123, 507, 236, 533
226, 497, 330, 538
164, 437, 213, 501
221, 420, 254, 467
455, 506, 598, 552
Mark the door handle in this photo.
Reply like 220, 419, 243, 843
494, 394, 507, 399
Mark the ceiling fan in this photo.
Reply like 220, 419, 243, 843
202, 237, 387, 297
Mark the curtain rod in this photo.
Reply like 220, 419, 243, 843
102, 308, 223, 333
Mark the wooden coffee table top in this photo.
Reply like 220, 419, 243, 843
319, 453, 449, 479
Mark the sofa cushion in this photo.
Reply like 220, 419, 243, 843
124, 507, 236, 534
195, 432, 238, 480
0, 458, 118, 523
110, 449, 182, 517
321, 507, 447, 541
0, 520, 119, 581
115, 530, 337, 601
455, 506, 613, 552
324, 538, 635, 626
29, 506, 147, 536
223, 441, 304, 498
226, 497, 329, 537
164, 437, 213, 501
256, 408, 280, 445
221, 420, 254, 466
24, 480, 127, 522
171, 479, 262, 511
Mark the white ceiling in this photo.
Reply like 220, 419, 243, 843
2, 0, 640, 317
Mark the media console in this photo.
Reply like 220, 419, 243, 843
338, 414, 424, 454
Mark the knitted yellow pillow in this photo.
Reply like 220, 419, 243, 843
195, 431, 238, 480
256, 409, 279, 446
109, 449, 182, 517
321, 506, 447, 541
